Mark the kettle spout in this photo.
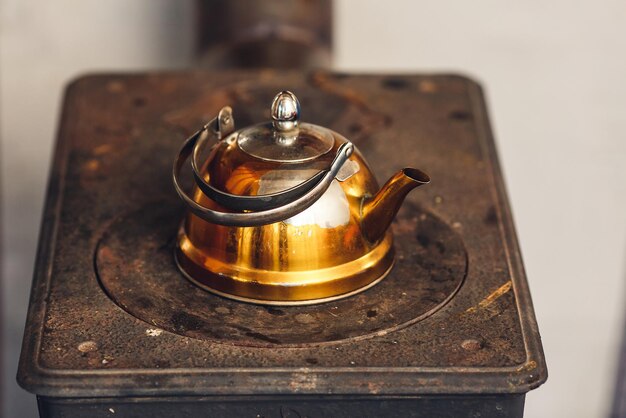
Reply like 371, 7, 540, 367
361, 168, 430, 243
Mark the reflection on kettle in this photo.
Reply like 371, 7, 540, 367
173, 91, 430, 305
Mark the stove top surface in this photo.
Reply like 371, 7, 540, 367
18, 71, 545, 398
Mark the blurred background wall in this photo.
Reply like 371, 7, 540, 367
1, 0, 625, 417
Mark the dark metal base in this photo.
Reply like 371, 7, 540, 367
38, 395, 525, 418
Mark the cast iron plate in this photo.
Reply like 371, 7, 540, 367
95, 200, 467, 347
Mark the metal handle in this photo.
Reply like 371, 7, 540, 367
172, 107, 354, 227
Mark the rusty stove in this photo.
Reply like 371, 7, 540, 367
17, 71, 546, 417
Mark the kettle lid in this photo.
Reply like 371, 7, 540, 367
237, 91, 335, 163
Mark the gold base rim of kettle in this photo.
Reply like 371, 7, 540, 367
175, 232, 395, 306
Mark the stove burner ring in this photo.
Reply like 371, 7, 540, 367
95, 200, 467, 348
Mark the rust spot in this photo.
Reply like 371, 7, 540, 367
418, 80, 437, 93
244, 332, 280, 344
93, 144, 113, 156
466, 281, 513, 313
135, 297, 154, 309
106, 80, 125, 93
83, 159, 100, 172
516, 360, 538, 372
310, 71, 370, 110
171, 312, 203, 332
416, 233, 431, 248
391, 216, 416, 235
348, 123, 363, 134
367, 381, 382, 394
330, 72, 350, 80
295, 313, 316, 324
133, 97, 146, 107
449, 110, 472, 120
288, 373, 318, 391
77, 341, 98, 353
266, 307, 285, 316
96, 245, 117, 264
164, 87, 237, 132
381, 78, 409, 90
461, 339, 483, 351
485, 206, 498, 225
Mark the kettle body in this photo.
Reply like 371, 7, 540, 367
173, 91, 429, 305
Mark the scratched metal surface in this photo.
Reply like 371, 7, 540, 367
17, 71, 546, 397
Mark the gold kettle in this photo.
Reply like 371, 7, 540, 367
173, 91, 430, 305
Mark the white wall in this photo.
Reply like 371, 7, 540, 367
335, 1, 626, 415
0, 2, 195, 416
2, 1, 625, 417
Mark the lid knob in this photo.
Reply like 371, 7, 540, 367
271, 91, 300, 132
